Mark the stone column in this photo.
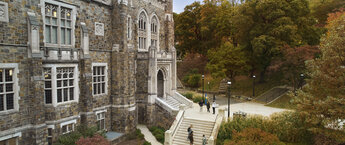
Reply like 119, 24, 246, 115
28, 58, 46, 144
148, 46, 157, 104
171, 47, 177, 95
110, 1, 137, 133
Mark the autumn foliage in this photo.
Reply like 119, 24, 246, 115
224, 128, 283, 145
270, 45, 319, 90
75, 134, 110, 145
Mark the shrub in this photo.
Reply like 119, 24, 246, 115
192, 95, 203, 103
183, 92, 193, 100
55, 125, 104, 145
149, 126, 165, 144
217, 112, 314, 145
75, 135, 110, 145
127, 129, 145, 140
143, 141, 152, 145
136, 129, 144, 139
224, 128, 284, 145
155, 134, 164, 143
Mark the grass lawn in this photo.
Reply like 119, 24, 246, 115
266, 94, 297, 109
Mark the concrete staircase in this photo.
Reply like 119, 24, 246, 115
172, 118, 215, 145
163, 96, 182, 110
255, 87, 290, 103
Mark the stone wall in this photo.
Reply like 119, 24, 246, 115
152, 104, 175, 129
0, 0, 175, 144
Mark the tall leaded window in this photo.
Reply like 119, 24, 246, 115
44, 1, 74, 46
44, 68, 52, 104
92, 63, 108, 96
139, 13, 146, 30
151, 17, 158, 33
151, 16, 159, 49
56, 68, 74, 103
43, 64, 78, 106
0, 68, 14, 111
138, 12, 147, 50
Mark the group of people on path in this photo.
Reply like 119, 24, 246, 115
199, 100, 217, 114
187, 125, 207, 145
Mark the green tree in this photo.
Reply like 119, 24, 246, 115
174, 2, 202, 56
309, 0, 345, 26
293, 11, 345, 132
233, 0, 321, 82
207, 42, 248, 80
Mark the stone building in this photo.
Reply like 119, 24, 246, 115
0, 0, 189, 144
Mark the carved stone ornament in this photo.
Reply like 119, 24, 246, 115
95, 22, 104, 36
0, 1, 9, 22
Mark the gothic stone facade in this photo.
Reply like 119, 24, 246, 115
0, 0, 176, 144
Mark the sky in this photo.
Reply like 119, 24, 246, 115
173, 0, 201, 14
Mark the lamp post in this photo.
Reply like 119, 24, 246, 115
252, 75, 256, 98
299, 73, 304, 89
207, 81, 210, 91
202, 74, 205, 102
227, 81, 231, 118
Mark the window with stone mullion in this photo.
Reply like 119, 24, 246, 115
60, 7, 72, 45
44, 68, 52, 104
45, 2, 73, 46
93, 66, 105, 95
97, 112, 105, 130
45, 3, 58, 44
62, 123, 74, 134
0, 68, 15, 111
56, 68, 74, 103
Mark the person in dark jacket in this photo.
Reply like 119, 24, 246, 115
199, 100, 204, 112
206, 101, 210, 113
187, 125, 192, 140
189, 131, 194, 145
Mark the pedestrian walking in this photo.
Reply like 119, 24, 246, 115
202, 134, 207, 145
187, 125, 192, 140
206, 101, 210, 113
212, 101, 216, 114
199, 100, 204, 112
189, 131, 194, 145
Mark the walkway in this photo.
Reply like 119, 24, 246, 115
220, 102, 288, 118
137, 124, 162, 145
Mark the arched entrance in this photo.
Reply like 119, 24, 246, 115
157, 70, 164, 98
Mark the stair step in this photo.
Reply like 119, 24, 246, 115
180, 123, 215, 128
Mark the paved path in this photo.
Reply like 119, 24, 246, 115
137, 124, 162, 145
184, 99, 287, 120
220, 102, 288, 118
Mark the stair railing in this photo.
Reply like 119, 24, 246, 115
208, 108, 225, 145
164, 104, 186, 145
175, 92, 193, 108
156, 97, 179, 115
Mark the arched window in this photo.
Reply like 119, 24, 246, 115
151, 16, 159, 49
139, 12, 146, 30
151, 17, 158, 33
138, 12, 147, 50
